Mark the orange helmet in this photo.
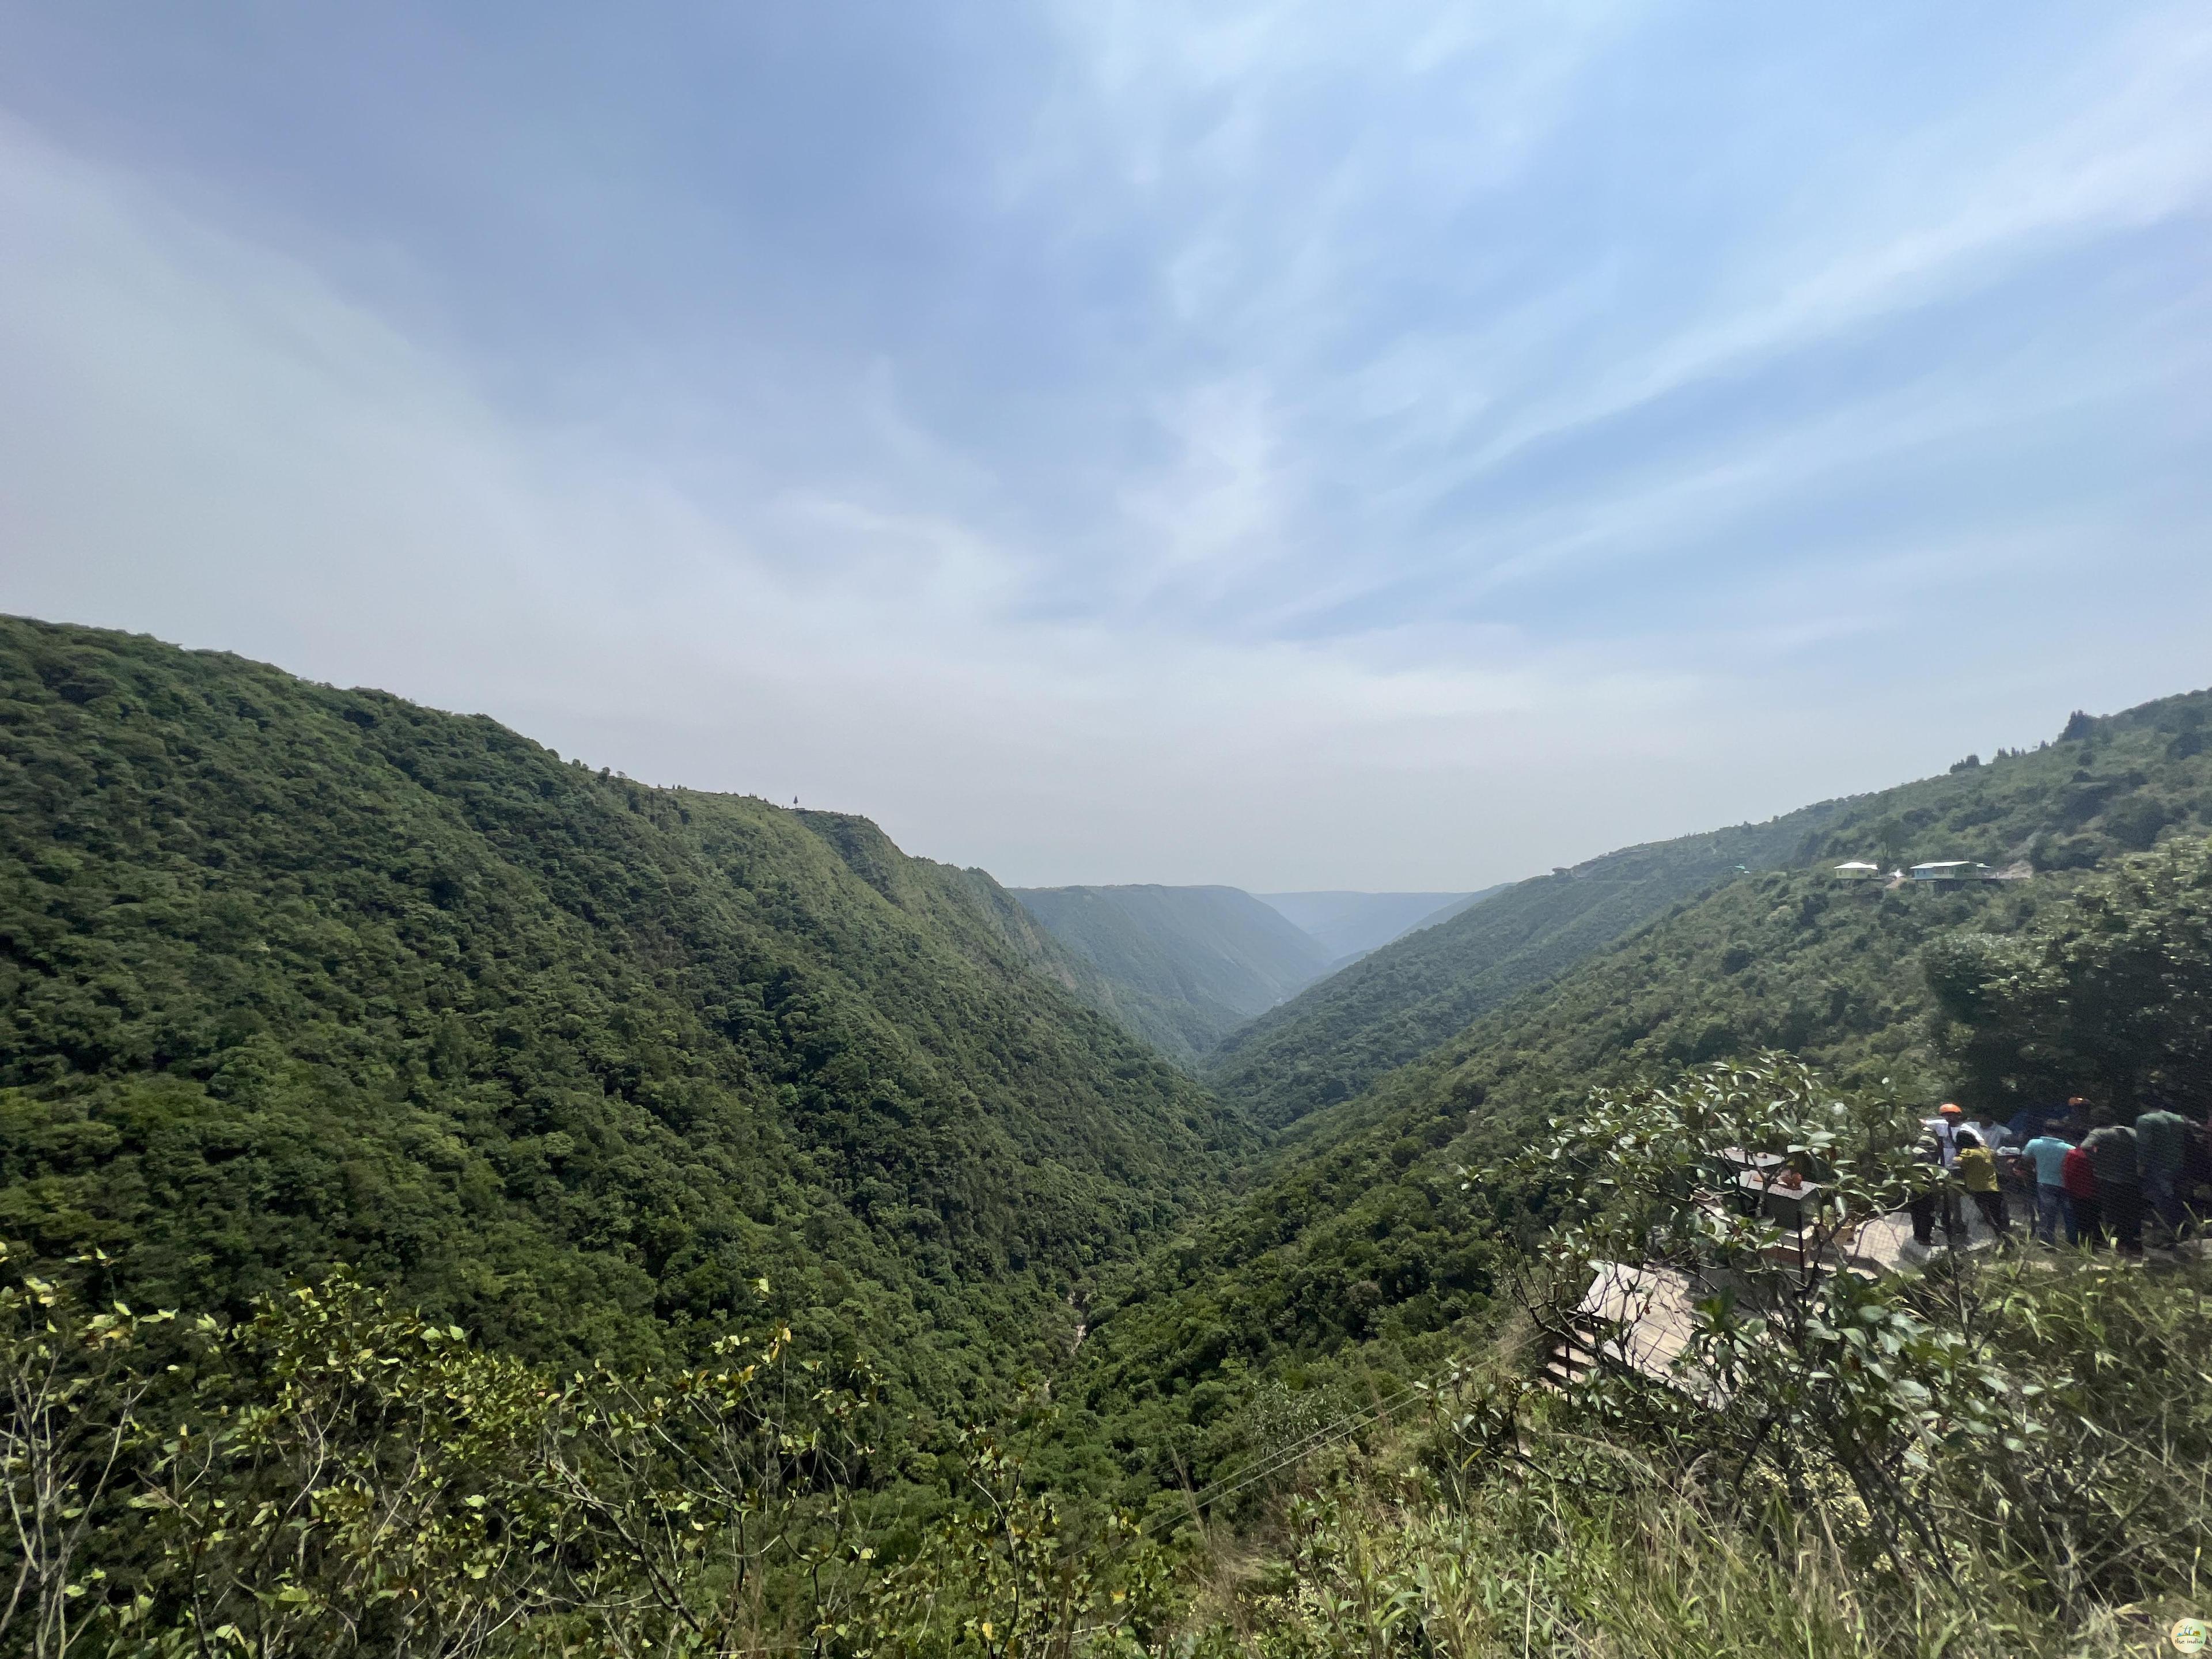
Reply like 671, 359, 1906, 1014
1938, 1103, 1963, 1116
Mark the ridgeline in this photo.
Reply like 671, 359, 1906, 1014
1010, 884, 1334, 1063
0, 616, 1247, 1406
5, 613, 2211, 1657
1203, 810, 1850, 1127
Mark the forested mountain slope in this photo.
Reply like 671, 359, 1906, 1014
1069, 690, 2212, 1506
1206, 808, 1852, 1127
0, 618, 1249, 1400
1011, 884, 1332, 1063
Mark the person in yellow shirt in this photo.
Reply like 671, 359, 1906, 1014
1953, 1129, 2012, 1239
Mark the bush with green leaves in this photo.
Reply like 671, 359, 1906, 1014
1206, 1061, 2212, 1659
0, 1250, 1176, 1659
1456, 1055, 2212, 1620
0, 1252, 173, 1659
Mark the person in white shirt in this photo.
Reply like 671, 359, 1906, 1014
1910, 1104, 1968, 1244
1922, 1103, 1965, 1170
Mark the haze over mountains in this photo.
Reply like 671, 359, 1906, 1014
1006, 886, 1331, 1063
1007, 885, 1498, 1063
9, 0, 2212, 1638
7, 614, 2212, 1625
1254, 892, 1491, 964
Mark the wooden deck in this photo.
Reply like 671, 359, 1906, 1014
1541, 1260, 1707, 1393
1541, 1198, 2014, 1396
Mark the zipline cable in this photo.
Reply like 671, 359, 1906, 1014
1126, 1373, 1434, 1546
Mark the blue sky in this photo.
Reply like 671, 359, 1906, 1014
2, 2, 2208, 887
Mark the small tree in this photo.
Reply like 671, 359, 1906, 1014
854, 1424, 1172, 1659
0, 1248, 172, 1659
1870, 816, 1911, 868
94, 1274, 881, 1658
1475, 1056, 2025, 1575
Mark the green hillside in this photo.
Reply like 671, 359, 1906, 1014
0, 618, 1249, 1402
6, 620, 2210, 1653
1011, 884, 1333, 1063
1206, 807, 1853, 1127
1070, 689, 2212, 1501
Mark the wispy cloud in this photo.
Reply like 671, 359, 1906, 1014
1, 3, 2208, 885
1437, 10, 2212, 497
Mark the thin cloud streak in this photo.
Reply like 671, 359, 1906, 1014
0, 3, 2208, 885
0, 124, 1709, 885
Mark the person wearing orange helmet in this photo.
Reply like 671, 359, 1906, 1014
1919, 1104, 1967, 1244
1923, 1102, 1965, 1169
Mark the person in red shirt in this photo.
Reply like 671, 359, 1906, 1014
2062, 1143, 2100, 1247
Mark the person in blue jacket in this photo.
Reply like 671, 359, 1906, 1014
2018, 1124, 2077, 1246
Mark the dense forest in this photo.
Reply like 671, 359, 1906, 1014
1203, 805, 1851, 1127
1010, 884, 1333, 1063
13, 814, 2210, 1658
5, 615, 2210, 1657
0, 617, 1246, 1411
1066, 690, 2212, 1508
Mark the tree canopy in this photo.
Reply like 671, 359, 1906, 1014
0, 616, 1247, 1411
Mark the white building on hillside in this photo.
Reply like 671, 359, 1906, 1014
1909, 861, 1987, 882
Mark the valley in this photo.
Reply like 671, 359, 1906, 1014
6, 615, 2210, 1656
0, 616, 1247, 1400
7, 7, 2207, 1651
1006, 884, 1497, 1063
1007, 884, 1333, 1062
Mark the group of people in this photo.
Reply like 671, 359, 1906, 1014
1908, 1097, 2205, 1257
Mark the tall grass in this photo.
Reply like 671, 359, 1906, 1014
1199, 1255, 2211, 1659
5, 1234, 2203, 1657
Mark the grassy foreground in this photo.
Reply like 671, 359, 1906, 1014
9, 1087, 2207, 1657
1206, 1253, 2210, 1659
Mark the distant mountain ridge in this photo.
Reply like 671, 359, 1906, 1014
1009, 885, 1331, 1063
1217, 700, 2211, 1134
1009, 884, 1517, 1065
1256, 890, 1495, 963
1205, 809, 1854, 1127
1077, 686, 2212, 1483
